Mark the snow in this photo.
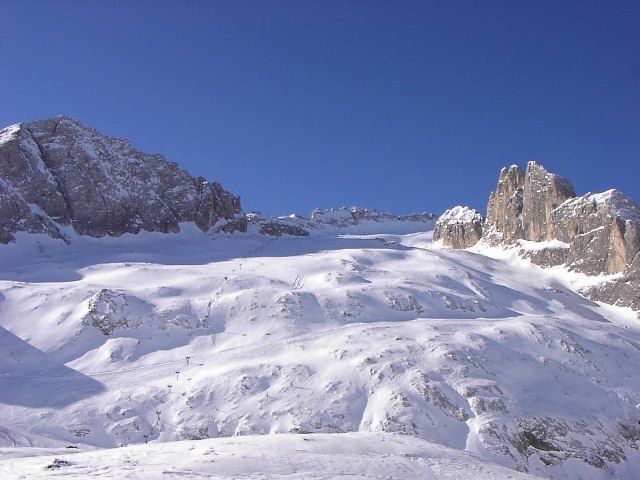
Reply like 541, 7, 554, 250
472, 241, 627, 293
516, 239, 570, 251
555, 189, 640, 223
590, 189, 640, 222
309, 207, 435, 232
0, 433, 540, 479
436, 206, 483, 225
0, 123, 20, 145
1, 222, 639, 478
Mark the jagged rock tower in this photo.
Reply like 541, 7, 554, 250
436, 161, 640, 312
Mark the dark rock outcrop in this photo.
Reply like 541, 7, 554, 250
247, 212, 315, 237
433, 206, 484, 249
518, 241, 570, 268
310, 207, 435, 227
258, 221, 310, 237
214, 208, 436, 238
215, 212, 311, 237
0, 116, 242, 243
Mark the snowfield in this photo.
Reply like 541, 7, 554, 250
0, 432, 540, 479
1, 218, 639, 479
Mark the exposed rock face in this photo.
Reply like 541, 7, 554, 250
483, 161, 640, 313
519, 188, 640, 312
258, 221, 310, 237
485, 164, 526, 244
551, 189, 640, 276
245, 212, 312, 237
485, 162, 575, 244
439, 160, 639, 312
433, 206, 484, 249
0, 117, 437, 244
0, 116, 242, 243
215, 212, 311, 237
518, 240, 570, 268
554, 190, 640, 311
522, 162, 576, 242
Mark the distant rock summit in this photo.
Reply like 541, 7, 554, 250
309, 207, 435, 227
0, 116, 242, 243
220, 208, 436, 237
436, 161, 640, 312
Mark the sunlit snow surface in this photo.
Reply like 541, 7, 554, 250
0, 433, 540, 479
0, 221, 639, 479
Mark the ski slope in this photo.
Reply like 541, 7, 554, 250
1, 219, 639, 479
0, 432, 540, 479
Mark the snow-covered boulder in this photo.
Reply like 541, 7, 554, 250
433, 206, 483, 249
81, 289, 149, 335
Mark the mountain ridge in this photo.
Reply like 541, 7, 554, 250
0, 116, 438, 244
434, 161, 640, 314
0, 115, 242, 243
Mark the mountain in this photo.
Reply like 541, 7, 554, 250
2, 213, 640, 479
434, 161, 640, 314
1, 117, 640, 479
0, 116, 436, 245
0, 116, 241, 243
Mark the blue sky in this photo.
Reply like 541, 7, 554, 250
2, 1, 639, 215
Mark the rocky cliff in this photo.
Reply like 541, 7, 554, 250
484, 162, 576, 244
0, 116, 242, 243
436, 161, 640, 312
433, 206, 483, 249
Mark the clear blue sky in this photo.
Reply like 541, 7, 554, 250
2, 1, 639, 215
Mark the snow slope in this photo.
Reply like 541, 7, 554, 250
0, 432, 540, 479
1, 220, 639, 479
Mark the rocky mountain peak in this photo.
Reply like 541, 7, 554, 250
485, 164, 526, 243
0, 116, 242, 243
436, 161, 639, 313
485, 161, 576, 244
521, 161, 576, 243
